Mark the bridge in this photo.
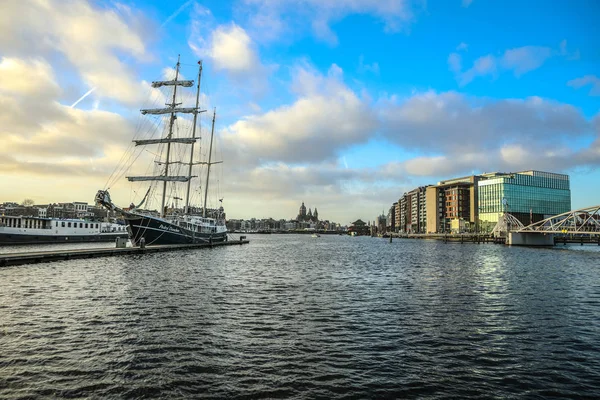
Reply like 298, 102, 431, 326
500, 205, 600, 246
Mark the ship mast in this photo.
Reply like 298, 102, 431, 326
160, 55, 181, 218
126, 55, 201, 215
184, 61, 203, 215
203, 109, 216, 218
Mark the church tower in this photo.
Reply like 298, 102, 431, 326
314, 208, 318, 221
298, 202, 307, 220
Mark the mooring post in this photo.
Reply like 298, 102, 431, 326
389, 235, 392, 243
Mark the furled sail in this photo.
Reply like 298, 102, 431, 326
151, 80, 194, 88
133, 138, 197, 146
126, 176, 194, 182
140, 107, 200, 115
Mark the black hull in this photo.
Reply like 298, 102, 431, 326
125, 214, 227, 246
0, 232, 128, 246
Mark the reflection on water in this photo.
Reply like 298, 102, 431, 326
1, 235, 599, 398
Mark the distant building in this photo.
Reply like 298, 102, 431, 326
349, 219, 369, 236
397, 186, 428, 233
387, 203, 397, 232
391, 170, 572, 234
377, 213, 386, 234
296, 201, 319, 223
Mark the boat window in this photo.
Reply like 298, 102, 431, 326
80, 223, 83, 228
62, 222, 65, 227
96, 223, 99, 228
68, 222, 72, 228
85, 223, 88, 228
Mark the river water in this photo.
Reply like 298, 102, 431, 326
1, 235, 599, 398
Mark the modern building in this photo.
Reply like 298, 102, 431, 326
478, 170, 571, 228
396, 186, 428, 233
426, 175, 480, 233
398, 195, 408, 233
390, 170, 571, 234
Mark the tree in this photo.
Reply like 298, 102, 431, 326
21, 199, 35, 207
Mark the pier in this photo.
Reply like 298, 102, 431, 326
0, 239, 250, 268
385, 233, 502, 244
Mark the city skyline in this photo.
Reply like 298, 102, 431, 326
1, 0, 599, 223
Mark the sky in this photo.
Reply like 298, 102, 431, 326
1, 0, 599, 224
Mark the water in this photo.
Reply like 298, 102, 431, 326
1, 235, 599, 398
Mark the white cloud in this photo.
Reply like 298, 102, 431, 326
188, 7, 274, 94
447, 53, 462, 74
379, 91, 590, 152
456, 42, 469, 51
500, 144, 529, 165
0, 0, 149, 105
241, 0, 418, 45
375, 90, 599, 179
0, 56, 139, 183
452, 54, 497, 85
462, 0, 474, 7
568, 75, 600, 96
449, 43, 570, 85
221, 64, 377, 164
559, 39, 580, 60
210, 24, 258, 73
501, 46, 553, 76
0, 58, 60, 98
358, 55, 380, 75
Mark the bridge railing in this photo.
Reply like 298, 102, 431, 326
516, 205, 600, 234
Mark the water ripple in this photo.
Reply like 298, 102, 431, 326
1, 235, 600, 398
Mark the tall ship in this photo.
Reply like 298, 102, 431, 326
95, 57, 227, 246
0, 215, 127, 245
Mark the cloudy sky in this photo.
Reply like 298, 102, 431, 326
1, 0, 599, 224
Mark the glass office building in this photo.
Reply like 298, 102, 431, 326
478, 170, 571, 227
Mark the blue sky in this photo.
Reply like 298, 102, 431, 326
0, 0, 598, 223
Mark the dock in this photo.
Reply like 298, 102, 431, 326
0, 239, 250, 268
385, 233, 503, 244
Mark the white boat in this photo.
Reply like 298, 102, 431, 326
95, 57, 227, 246
0, 215, 127, 245
311, 233, 320, 238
